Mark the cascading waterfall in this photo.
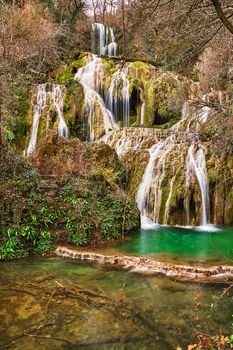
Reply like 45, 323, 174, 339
23, 22, 220, 229
136, 135, 176, 229
53, 85, 70, 138
136, 143, 163, 229
26, 83, 69, 156
106, 67, 130, 127
26, 84, 46, 156
92, 23, 117, 57
164, 174, 175, 225
108, 27, 117, 56
133, 99, 214, 229
122, 67, 130, 127
185, 143, 210, 226
102, 128, 165, 157
75, 55, 118, 141
140, 101, 145, 126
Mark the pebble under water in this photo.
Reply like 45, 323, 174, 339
0, 257, 232, 350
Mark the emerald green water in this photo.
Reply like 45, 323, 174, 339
109, 226, 233, 265
0, 257, 232, 350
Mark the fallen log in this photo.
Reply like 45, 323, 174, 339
55, 246, 233, 283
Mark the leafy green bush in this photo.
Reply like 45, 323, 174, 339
1, 167, 139, 259
66, 218, 93, 246
0, 227, 25, 260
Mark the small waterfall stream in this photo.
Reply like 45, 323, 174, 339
26, 83, 69, 156
186, 143, 210, 226
92, 23, 117, 57
136, 142, 163, 229
140, 101, 145, 126
106, 67, 130, 127
75, 55, 118, 141
136, 135, 176, 228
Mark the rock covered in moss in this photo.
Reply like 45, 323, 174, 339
0, 143, 139, 260
32, 130, 123, 177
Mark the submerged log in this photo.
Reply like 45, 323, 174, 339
55, 246, 233, 283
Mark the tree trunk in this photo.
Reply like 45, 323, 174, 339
121, 0, 126, 55
0, 103, 2, 149
211, 0, 233, 35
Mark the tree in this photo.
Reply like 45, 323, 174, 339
108, 0, 233, 74
0, 1, 66, 150
210, 0, 233, 34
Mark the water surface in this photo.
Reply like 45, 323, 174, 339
0, 257, 232, 350
109, 225, 233, 265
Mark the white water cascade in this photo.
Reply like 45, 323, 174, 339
26, 83, 69, 156
75, 55, 118, 141
136, 143, 163, 229
133, 98, 214, 229
136, 135, 176, 229
140, 101, 145, 126
185, 143, 210, 226
92, 23, 117, 57
164, 174, 175, 225
106, 67, 130, 127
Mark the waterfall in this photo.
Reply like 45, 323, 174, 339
103, 97, 214, 228
92, 23, 117, 57
136, 135, 176, 228
136, 143, 163, 229
26, 83, 69, 156
185, 143, 210, 226
164, 174, 175, 225
106, 67, 130, 127
102, 128, 164, 157
136, 135, 210, 228
199, 105, 211, 123
140, 101, 145, 126
108, 27, 117, 56
52, 85, 69, 138
75, 55, 118, 141
122, 67, 130, 127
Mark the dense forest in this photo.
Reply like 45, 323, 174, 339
0, 1, 233, 349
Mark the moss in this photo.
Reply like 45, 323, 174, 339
6, 73, 33, 153
62, 82, 85, 137
133, 61, 149, 70
206, 157, 217, 184
169, 169, 184, 210
127, 151, 149, 196
153, 115, 181, 129
53, 58, 85, 85
142, 81, 155, 126
102, 58, 114, 72
129, 78, 143, 95
110, 67, 118, 74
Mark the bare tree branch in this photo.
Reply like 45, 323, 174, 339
211, 0, 233, 34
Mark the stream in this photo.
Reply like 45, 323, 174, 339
0, 254, 232, 349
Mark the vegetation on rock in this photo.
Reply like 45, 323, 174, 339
0, 144, 139, 260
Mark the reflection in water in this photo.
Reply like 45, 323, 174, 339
0, 257, 232, 350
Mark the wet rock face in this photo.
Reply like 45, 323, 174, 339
32, 130, 121, 177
